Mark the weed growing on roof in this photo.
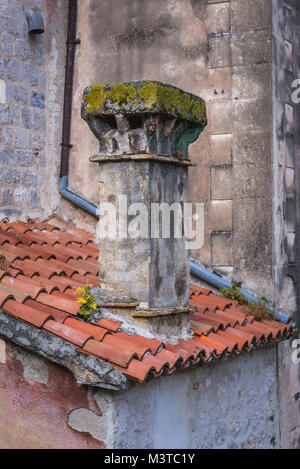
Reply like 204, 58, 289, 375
220, 283, 274, 322
243, 300, 275, 322
75, 285, 98, 321
220, 283, 247, 305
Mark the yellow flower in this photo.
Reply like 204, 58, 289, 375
76, 297, 87, 304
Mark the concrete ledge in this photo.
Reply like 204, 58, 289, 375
89, 153, 196, 166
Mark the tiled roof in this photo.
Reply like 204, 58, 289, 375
0, 219, 293, 385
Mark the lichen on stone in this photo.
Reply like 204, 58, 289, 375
82, 80, 207, 127
139, 82, 157, 109
83, 85, 104, 114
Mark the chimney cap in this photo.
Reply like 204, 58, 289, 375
81, 80, 207, 127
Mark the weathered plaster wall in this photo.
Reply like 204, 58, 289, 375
107, 347, 279, 449
0, 338, 106, 449
0, 335, 279, 449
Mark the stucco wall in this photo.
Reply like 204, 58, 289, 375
0, 338, 106, 449
0, 336, 280, 449
110, 346, 279, 449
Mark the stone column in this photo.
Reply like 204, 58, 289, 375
81, 81, 207, 331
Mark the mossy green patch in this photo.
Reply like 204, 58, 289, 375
82, 80, 207, 126
139, 82, 157, 109
83, 85, 104, 114
105, 83, 137, 106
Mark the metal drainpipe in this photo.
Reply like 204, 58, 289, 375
59, 1, 289, 323
59, 0, 99, 218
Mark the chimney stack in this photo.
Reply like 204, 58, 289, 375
81, 81, 207, 340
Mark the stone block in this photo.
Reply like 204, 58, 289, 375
208, 35, 231, 68
233, 131, 271, 166
10, 105, 20, 125
0, 103, 9, 124
233, 96, 270, 133
0, 0, 8, 14
2, 33, 12, 56
232, 63, 270, 100
16, 150, 33, 166
24, 64, 39, 87
14, 187, 28, 208
233, 163, 271, 199
5, 16, 22, 36
231, 0, 270, 33
209, 99, 233, 134
6, 167, 20, 184
15, 39, 31, 60
285, 198, 296, 232
30, 91, 45, 109
0, 145, 14, 164
13, 85, 28, 104
32, 45, 44, 66
40, 70, 46, 90
23, 170, 36, 186
210, 165, 233, 200
2, 127, 13, 145
284, 103, 294, 134
287, 232, 295, 264
284, 134, 294, 168
2, 188, 13, 205
209, 200, 233, 231
30, 189, 39, 209
32, 133, 45, 151
208, 67, 231, 100
22, 107, 31, 128
9, 0, 24, 20
206, 3, 230, 35
211, 232, 233, 266
231, 31, 271, 67
285, 167, 295, 198
5, 58, 23, 81
15, 128, 30, 149
209, 134, 232, 165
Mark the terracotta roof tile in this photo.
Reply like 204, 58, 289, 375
82, 338, 137, 367
0, 218, 294, 385
64, 317, 109, 341
43, 319, 93, 346
3, 299, 53, 327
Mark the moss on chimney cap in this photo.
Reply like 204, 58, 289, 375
81, 80, 207, 127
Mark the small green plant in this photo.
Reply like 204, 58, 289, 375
220, 283, 247, 305
243, 300, 274, 322
75, 285, 98, 321
220, 283, 274, 322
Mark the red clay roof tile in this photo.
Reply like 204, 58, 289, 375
43, 319, 92, 347
83, 338, 137, 367
0, 217, 293, 385
3, 299, 53, 328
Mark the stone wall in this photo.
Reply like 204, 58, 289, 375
272, 0, 300, 449
111, 347, 279, 449
61, 0, 275, 300
0, 0, 48, 218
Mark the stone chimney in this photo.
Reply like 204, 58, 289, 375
81, 81, 207, 340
